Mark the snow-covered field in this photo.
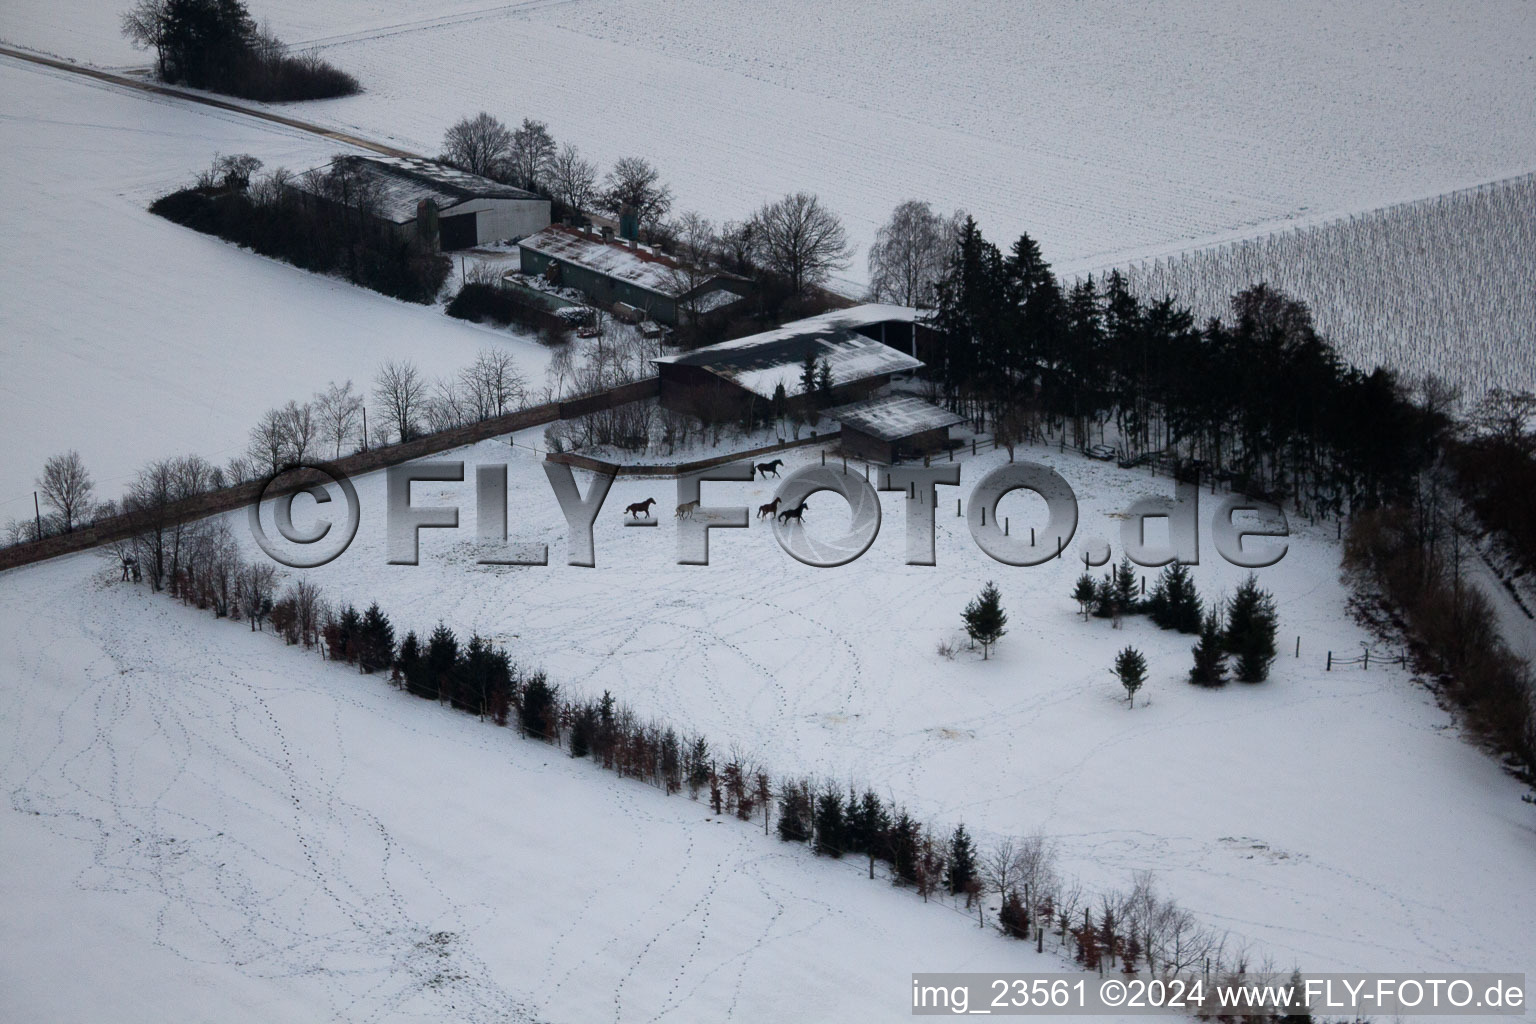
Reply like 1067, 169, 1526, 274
0, 57, 549, 519
5, 0, 1534, 280
237, 430, 1536, 984
0, 551, 1127, 1024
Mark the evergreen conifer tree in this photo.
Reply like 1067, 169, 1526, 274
945, 823, 978, 896
813, 789, 846, 857
962, 581, 1008, 658
998, 889, 1030, 939
1226, 574, 1278, 682
1115, 646, 1147, 707
1072, 572, 1098, 618
1112, 556, 1139, 612
1189, 608, 1229, 687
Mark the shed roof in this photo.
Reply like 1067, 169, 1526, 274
297, 155, 543, 224
653, 309, 923, 401
520, 225, 717, 300
828, 395, 965, 441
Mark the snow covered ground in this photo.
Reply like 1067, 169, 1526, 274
0, 56, 550, 521
8, 0, 1533, 280
0, 551, 1127, 1024
259, 430, 1536, 983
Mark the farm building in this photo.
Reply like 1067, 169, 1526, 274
517, 225, 751, 326
652, 304, 925, 420
293, 155, 550, 251
828, 394, 964, 464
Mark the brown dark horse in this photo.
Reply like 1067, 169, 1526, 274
777, 500, 808, 525
757, 496, 781, 519
625, 497, 656, 519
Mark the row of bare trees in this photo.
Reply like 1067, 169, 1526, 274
6, 348, 533, 549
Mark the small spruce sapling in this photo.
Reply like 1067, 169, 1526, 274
962, 581, 1008, 659
1115, 646, 1147, 708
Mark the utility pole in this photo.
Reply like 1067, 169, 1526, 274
34, 491, 42, 540
361, 407, 368, 451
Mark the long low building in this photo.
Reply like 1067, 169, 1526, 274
517, 225, 751, 326
293, 155, 550, 251
652, 304, 925, 419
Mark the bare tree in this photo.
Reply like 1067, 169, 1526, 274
373, 360, 425, 443
717, 219, 758, 276
547, 143, 598, 215
37, 451, 94, 532
1471, 387, 1536, 452
236, 562, 277, 631
1014, 830, 1058, 924
249, 407, 289, 475
665, 211, 720, 324
602, 156, 673, 233
279, 399, 318, 464
314, 380, 363, 457
508, 118, 556, 192
982, 837, 1023, 907
867, 200, 964, 307
291, 578, 322, 648
422, 377, 469, 433
460, 349, 527, 420
441, 112, 513, 178
751, 191, 853, 295
120, 0, 170, 77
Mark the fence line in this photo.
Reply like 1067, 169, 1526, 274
1325, 647, 1410, 671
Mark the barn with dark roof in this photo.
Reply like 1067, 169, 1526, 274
293, 155, 550, 250
827, 394, 965, 463
651, 305, 925, 420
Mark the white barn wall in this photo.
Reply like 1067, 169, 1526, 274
453, 197, 551, 245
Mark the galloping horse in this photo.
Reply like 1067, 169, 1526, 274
777, 500, 809, 525
757, 496, 781, 519
625, 497, 656, 519
675, 500, 700, 520
754, 458, 784, 479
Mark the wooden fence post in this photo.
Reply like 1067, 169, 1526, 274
1326, 651, 1332, 671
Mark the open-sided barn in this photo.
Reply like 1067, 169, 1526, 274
517, 225, 751, 326
293, 155, 550, 251
828, 394, 965, 463
652, 304, 925, 421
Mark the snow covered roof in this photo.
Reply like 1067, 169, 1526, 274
828, 395, 964, 441
653, 306, 924, 400
519, 225, 700, 299
297, 155, 544, 224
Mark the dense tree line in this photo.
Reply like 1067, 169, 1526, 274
925, 219, 1440, 516
122, 0, 359, 101
151, 155, 450, 303
1346, 496, 1536, 780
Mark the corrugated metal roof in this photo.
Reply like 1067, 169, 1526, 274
519, 225, 693, 298
296, 155, 543, 224
654, 309, 924, 401
828, 395, 964, 441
